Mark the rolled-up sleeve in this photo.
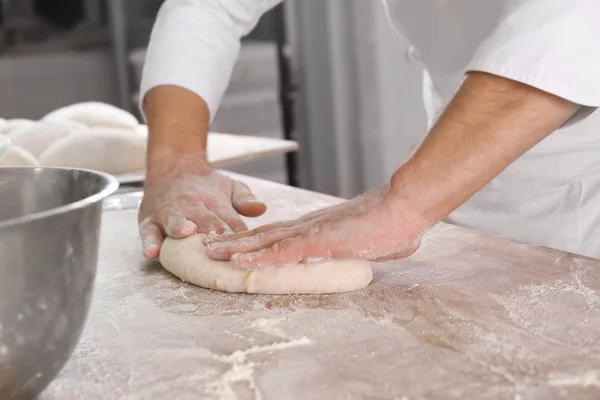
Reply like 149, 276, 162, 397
140, 0, 282, 121
467, 0, 600, 113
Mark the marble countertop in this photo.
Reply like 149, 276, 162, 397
42, 175, 600, 400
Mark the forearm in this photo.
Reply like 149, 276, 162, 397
144, 85, 211, 177
141, 1, 284, 179
391, 71, 579, 222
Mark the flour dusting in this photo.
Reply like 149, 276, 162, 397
250, 318, 288, 338
548, 370, 600, 388
204, 337, 314, 399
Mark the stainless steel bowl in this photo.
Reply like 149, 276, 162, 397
0, 167, 119, 399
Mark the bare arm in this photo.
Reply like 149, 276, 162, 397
390, 71, 579, 222
144, 85, 211, 178
202, 1, 600, 267
138, 0, 283, 258
141, 0, 283, 173
202, 71, 581, 267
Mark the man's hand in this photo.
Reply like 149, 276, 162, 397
205, 186, 430, 270
138, 85, 266, 259
204, 72, 579, 268
138, 155, 266, 259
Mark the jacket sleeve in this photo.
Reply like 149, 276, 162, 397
466, 0, 600, 122
139, 0, 283, 121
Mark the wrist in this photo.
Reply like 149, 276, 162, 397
147, 139, 208, 164
388, 162, 453, 225
146, 149, 212, 181
380, 172, 436, 238
144, 85, 212, 177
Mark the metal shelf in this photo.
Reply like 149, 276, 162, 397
106, 0, 131, 112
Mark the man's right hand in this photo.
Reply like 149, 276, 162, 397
138, 155, 267, 259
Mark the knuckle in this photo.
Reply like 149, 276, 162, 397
270, 241, 281, 254
233, 178, 245, 187
307, 225, 322, 236
178, 193, 203, 204
155, 204, 172, 218
256, 231, 270, 243
139, 216, 153, 229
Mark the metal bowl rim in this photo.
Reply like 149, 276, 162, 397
0, 167, 119, 229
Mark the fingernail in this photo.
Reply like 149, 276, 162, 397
143, 244, 160, 259
240, 195, 260, 204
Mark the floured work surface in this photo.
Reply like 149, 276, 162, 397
42, 176, 600, 400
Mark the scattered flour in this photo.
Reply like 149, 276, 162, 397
250, 318, 288, 339
548, 370, 600, 389
203, 337, 314, 399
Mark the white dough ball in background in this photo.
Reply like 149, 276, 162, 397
42, 102, 140, 131
39, 127, 147, 174
0, 145, 40, 167
0, 118, 7, 130
1, 119, 36, 136
9, 120, 88, 158
135, 124, 149, 136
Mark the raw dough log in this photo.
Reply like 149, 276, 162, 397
0, 119, 36, 136
8, 120, 88, 158
0, 145, 40, 167
42, 102, 139, 130
160, 235, 373, 294
39, 128, 147, 174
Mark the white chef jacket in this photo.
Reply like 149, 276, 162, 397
141, 0, 600, 257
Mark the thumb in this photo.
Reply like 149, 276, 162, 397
232, 181, 267, 217
138, 217, 164, 260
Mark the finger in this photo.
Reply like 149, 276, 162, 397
207, 207, 330, 244
185, 206, 231, 235
139, 218, 164, 259
207, 220, 294, 245
161, 212, 197, 239
231, 181, 267, 217
205, 225, 304, 260
230, 235, 312, 270
208, 204, 248, 233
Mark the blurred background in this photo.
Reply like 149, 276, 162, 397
0, 0, 427, 197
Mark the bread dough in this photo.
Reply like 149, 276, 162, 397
0, 145, 40, 167
42, 102, 139, 130
160, 235, 373, 294
8, 120, 87, 158
39, 128, 147, 174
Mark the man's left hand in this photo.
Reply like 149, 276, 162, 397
204, 186, 429, 270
